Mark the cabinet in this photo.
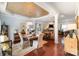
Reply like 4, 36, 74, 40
64, 33, 78, 55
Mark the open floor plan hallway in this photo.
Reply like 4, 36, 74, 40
25, 39, 64, 56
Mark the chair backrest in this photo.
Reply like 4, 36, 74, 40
37, 33, 44, 48
18, 32, 23, 48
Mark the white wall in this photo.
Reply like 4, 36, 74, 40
0, 20, 1, 33
0, 14, 1, 31
0, 12, 76, 42
0, 2, 7, 12
0, 2, 55, 40
1, 14, 29, 41
0, 13, 54, 42
58, 18, 76, 31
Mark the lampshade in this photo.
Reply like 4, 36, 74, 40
0, 35, 8, 42
0, 35, 4, 42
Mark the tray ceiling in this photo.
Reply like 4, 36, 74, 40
6, 2, 48, 18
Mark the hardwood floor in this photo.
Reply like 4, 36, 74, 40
25, 37, 65, 56
24, 35, 75, 56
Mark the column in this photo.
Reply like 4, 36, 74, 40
76, 4, 79, 39
54, 14, 59, 44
